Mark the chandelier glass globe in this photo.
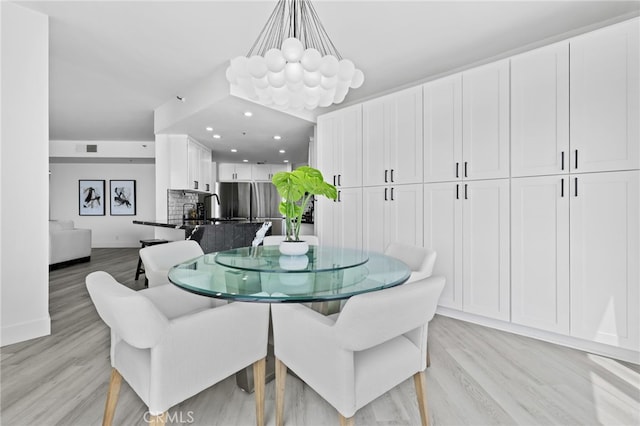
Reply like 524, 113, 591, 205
226, 0, 364, 111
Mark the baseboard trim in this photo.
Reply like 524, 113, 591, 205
49, 256, 90, 270
1, 316, 51, 347
436, 307, 640, 365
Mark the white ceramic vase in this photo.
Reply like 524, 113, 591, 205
279, 240, 309, 256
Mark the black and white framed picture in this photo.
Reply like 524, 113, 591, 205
110, 180, 136, 216
79, 180, 105, 216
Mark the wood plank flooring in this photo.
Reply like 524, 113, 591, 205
2, 248, 639, 425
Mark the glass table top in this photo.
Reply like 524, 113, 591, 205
213, 245, 369, 272
169, 246, 411, 303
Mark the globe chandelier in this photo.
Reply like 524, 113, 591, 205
225, 0, 364, 111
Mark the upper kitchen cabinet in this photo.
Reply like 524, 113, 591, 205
511, 42, 570, 177
316, 104, 363, 188
252, 164, 290, 182
570, 18, 639, 173
168, 135, 212, 192
423, 74, 463, 183
218, 163, 253, 182
363, 86, 423, 186
461, 60, 510, 180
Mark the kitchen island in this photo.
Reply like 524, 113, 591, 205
133, 220, 271, 253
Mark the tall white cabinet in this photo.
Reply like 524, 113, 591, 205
315, 17, 640, 361
424, 180, 510, 320
362, 86, 423, 186
317, 187, 363, 249
570, 19, 639, 173
569, 171, 639, 350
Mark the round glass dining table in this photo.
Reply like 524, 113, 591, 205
168, 245, 411, 303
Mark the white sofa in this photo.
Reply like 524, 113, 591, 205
49, 220, 91, 267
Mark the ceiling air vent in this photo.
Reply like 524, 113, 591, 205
86, 144, 98, 153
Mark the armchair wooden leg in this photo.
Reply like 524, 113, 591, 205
413, 371, 430, 426
102, 368, 122, 426
339, 414, 355, 426
426, 345, 431, 368
148, 412, 167, 426
253, 358, 266, 426
275, 357, 287, 426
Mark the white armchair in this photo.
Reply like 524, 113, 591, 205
384, 242, 437, 283
139, 240, 204, 287
271, 276, 445, 426
86, 271, 270, 426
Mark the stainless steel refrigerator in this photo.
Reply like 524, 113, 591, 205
212, 182, 283, 233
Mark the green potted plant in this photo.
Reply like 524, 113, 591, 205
272, 166, 337, 255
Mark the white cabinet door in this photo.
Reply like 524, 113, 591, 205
235, 164, 253, 181
218, 163, 237, 181
362, 186, 388, 253
570, 170, 639, 350
423, 74, 462, 183
363, 87, 423, 186
511, 42, 570, 177
200, 146, 211, 192
362, 100, 387, 187
251, 164, 271, 181
363, 184, 422, 253
570, 19, 640, 173
462, 179, 510, 321
462, 60, 510, 180
386, 87, 423, 185
317, 187, 363, 250
188, 142, 200, 190
511, 176, 570, 333
334, 187, 363, 250
317, 104, 362, 188
387, 184, 423, 248
424, 182, 463, 309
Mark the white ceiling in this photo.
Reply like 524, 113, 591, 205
19, 0, 640, 164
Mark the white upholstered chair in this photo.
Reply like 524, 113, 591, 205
384, 242, 437, 283
262, 234, 320, 246
86, 271, 270, 426
139, 240, 204, 287
271, 276, 445, 426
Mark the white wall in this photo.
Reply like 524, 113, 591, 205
49, 162, 155, 247
1, 3, 51, 346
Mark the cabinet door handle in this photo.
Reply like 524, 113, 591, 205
390, 169, 394, 182
384, 169, 388, 183
206, 184, 210, 192
338, 174, 341, 186
561, 151, 565, 171
338, 190, 341, 202
333, 175, 336, 186
456, 162, 459, 178
574, 177, 578, 197
464, 162, 468, 178
390, 187, 394, 201
574, 150, 578, 170
456, 183, 459, 200
384, 188, 388, 201
464, 183, 468, 200
561, 178, 564, 197
194, 181, 198, 190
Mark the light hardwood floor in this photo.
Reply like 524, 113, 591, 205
2, 248, 639, 425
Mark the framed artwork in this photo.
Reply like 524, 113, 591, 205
79, 180, 105, 216
110, 180, 136, 216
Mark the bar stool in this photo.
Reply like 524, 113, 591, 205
135, 239, 169, 286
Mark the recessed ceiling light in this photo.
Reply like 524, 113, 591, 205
284, 160, 289, 163
213, 134, 221, 139
279, 149, 286, 153
273, 135, 281, 140
206, 127, 213, 131
231, 149, 238, 153
243, 159, 249, 162
244, 111, 253, 117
